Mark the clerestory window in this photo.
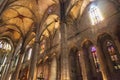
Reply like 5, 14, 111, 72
89, 5, 104, 25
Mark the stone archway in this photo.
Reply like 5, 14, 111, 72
97, 33, 120, 80
69, 47, 82, 80
82, 39, 103, 80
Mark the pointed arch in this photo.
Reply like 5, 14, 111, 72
69, 46, 82, 80
82, 39, 103, 80
97, 33, 120, 79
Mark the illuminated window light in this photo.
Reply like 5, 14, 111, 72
2, 57, 7, 66
89, 5, 104, 25
28, 48, 32, 60
8, 74, 12, 80
21, 55, 25, 63
0, 43, 2, 48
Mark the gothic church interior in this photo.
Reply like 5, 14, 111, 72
0, 0, 120, 80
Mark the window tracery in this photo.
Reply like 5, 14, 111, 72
106, 41, 120, 70
89, 5, 104, 25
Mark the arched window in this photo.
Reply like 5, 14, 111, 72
23, 48, 32, 62
91, 46, 100, 72
0, 40, 12, 53
89, 5, 104, 25
106, 41, 120, 70
0, 39, 12, 77
28, 48, 32, 60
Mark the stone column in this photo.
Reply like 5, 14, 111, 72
5, 38, 24, 80
3, 53, 14, 80
96, 45, 111, 80
60, 22, 70, 80
4, 47, 15, 80
28, 41, 39, 80
45, 61, 50, 80
11, 53, 24, 80
56, 54, 61, 80
1, 55, 9, 80
49, 57, 57, 80
1, 61, 8, 80
28, 23, 40, 80
79, 50, 88, 80
81, 49, 93, 80
59, 0, 70, 80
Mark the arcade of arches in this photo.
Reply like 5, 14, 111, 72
0, 0, 120, 80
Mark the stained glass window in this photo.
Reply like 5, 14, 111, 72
91, 46, 100, 72
106, 41, 120, 70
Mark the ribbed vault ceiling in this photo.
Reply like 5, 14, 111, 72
0, 0, 92, 50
